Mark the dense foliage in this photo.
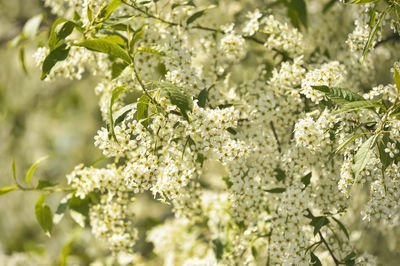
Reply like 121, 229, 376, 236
2, 0, 400, 265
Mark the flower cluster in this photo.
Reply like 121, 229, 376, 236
28, 0, 400, 264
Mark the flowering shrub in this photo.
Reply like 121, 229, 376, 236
3, 0, 400, 265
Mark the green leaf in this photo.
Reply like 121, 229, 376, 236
363, 8, 386, 59
0, 186, 17, 196
22, 13, 45, 40
287, 0, 308, 29
137, 94, 150, 127
212, 239, 224, 261
35, 194, 53, 237
48, 18, 78, 51
10, 13, 45, 46
99, 0, 123, 20
187, 10, 205, 25
154, 81, 193, 121
352, 135, 377, 179
227, 127, 237, 135
251, 246, 258, 258
334, 133, 364, 156
41, 43, 70, 80
311, 85, 364, 104
394, 66, 400, 94
111, 61, 128, 79
369, 7, 376, 28
12, 157, 16, 183
310, 216, 329, 236
69, 209, 86, 227
274, 167, 286, 182
333, 100, 380, 115
331, 217, 349, 239
350, 0, 380, 4
322, 0, 336, 14
130, 24, 147, 50
36, 179, 54, 189
59, 239, 73, 266
197, 88, 208, 108
114, 103, 136, 125
265, 187, 286, 193
76, 39, 131, 63
25, 156, 48, 183
344, 252, 356, 266
134, 46, 165, 57
301, 172, 312, 189
377, 134, 393, 171
54, 194, 72, 224
68, 195, 90, 227
19, 47, 28, 75
109, 86, 127, 142
223, 176, 233, 189
310, 252, 322, 266
100, 33, 128, 47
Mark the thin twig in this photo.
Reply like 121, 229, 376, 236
375, 33, 400, 48
270, 121, 281, 153
307, 209, 340, 266
266, 229, 273, 266
318, 231, 340, 266
121, 0, 290, 59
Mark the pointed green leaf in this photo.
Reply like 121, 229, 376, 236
377, 134, 393, 171
334, 133, 364, 156
310, 216, 329, 236
69, 209, 86, 227
137, 95, 150, 127
350, 0, 380, 4
0, 186, 17, 196
212, 239, 224, 261
12, 157, 16, 183
311, 86, 364, 104
352, 135, 377, 179
197, 88, 208, 108
130, 24, 147, 50
111, 61, 128, 79
310, 252, 322, 266
187, 10, 205, 25
48, 18, 78, 51
363, 9, 386, 59
99, 0, 123, 20
274, 167, 286, 182
331, 217, 349, 239
23, 13, 45, 40
109, 86, 127, 142
76, 39, 131, 63
19, 47, 28, 75
301, 172, 312, 188
41, 44, 70, 80
333, 100, 380, 115
134, 46, 165, 57
154, 81, 193, 121
25, 156, 48, 183
35, 194, 53, 237
35, 179, 54, 190
265, 187, 286, 193
394, 66, 400, 94
344, 252, 356, 266
54, 193, 72, 224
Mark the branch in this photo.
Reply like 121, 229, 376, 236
270, 121, 282, 153
307, 209, 340, 266
374, 33, 400, 48
121, 1, 290, 60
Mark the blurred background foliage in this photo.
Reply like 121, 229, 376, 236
0, 0, 110, 264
